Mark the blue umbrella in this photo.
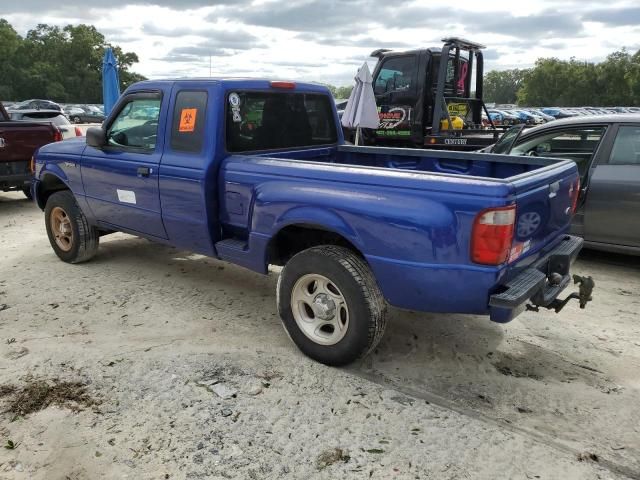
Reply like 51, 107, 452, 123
102, 47, 120, 116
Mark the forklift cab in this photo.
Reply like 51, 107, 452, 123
370, 37, 497, 150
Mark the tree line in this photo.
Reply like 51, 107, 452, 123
484, 49, 640, 107
0, 19, 145, 103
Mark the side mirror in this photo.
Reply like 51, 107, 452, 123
86, 127, 106, 148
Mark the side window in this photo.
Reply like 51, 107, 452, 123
511, 127, 606, 176
171, 91, 208, 153
374, 56, 416, 95
609, 126, 640, 165
107, 97, 161, 150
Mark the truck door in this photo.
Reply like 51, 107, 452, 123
373, 54, 418, 140
583, 124, 640, 248
81, 91, 168, 239
157, 88, 214, 255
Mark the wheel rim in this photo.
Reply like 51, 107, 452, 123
50, 206, 74, 252
517, 211, 542, 238
290, 274, 349, 346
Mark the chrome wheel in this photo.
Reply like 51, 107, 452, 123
50, 206, 73, 252
290, 274, 349, 346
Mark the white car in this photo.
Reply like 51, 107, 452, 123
9, 110, 82, 139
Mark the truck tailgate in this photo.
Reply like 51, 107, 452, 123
0, 122, 58, 163
507, 161, 579, 264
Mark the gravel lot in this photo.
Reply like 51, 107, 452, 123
0, 190, 639, 480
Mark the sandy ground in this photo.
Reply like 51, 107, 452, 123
0, 190, 638, 480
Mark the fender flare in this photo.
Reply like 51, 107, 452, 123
35, 168, 71, 209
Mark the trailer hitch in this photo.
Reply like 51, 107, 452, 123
526, 275, 595, 314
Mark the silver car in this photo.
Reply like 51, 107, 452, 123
490, 115, 640, 255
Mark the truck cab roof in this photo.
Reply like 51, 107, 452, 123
125, 78, 332, 94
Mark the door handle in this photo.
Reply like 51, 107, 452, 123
137, 166, 151, 177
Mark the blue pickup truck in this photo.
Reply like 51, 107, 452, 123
32, 79, 593, 365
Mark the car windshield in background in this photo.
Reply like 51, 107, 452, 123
225, 91, 337, 152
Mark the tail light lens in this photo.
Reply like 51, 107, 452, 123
29, 156, 35, 173
74, 126, 83, 137
570, 177, 580, 214
471, 206, 516, 265
53, 127, 63, 142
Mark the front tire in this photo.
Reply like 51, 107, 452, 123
277, 246, 387, 366
22, 186, 33, 200
45, 190, 99, 263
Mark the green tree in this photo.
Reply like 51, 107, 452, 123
0, 19, 22, 99
0, 18, 146, 103
516, 50, 640, 107
335, 85, 353, 100
483, 69, 527, 104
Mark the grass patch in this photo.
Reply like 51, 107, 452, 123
0, 377, 98, 417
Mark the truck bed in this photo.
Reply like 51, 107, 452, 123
263, 144, 562, 181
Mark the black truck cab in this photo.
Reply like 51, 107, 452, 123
370, 37, 499, 150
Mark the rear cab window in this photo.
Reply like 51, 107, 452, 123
225, 91, 337, 152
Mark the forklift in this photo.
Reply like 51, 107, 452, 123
365, 37, 499, 150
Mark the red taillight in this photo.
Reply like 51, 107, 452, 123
74, 126, 83, 137
270, 81, 296, 89
570, 177, 580, 214
471, 206, 516, 265
53, 127, 63, 142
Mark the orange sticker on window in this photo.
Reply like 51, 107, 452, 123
179, 108, 197, 132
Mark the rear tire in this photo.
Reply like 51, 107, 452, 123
22, 186, 33, 200
72, 116, 81, 124
45, 190, 99, 263
277, 245, 387, 366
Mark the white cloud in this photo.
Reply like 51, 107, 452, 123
3, 0, 640, 85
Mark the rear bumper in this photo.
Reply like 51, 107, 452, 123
489, 235, 584, 322
0, 162, 32, 191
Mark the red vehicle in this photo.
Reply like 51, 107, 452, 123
0, 101, 61, 198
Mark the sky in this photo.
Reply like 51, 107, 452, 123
3, 0, 640, 86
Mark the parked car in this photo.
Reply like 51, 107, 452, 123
541, 108, 579, 119
10, 99, 62, 112
1, 102, 62, 198
334, 99, 348, 120
489, 114, 640, 255
487, 109, 521, 126
66, 105, 105, 124
524, 109, 555, 122
63, 106, 84, 117
506, 109, 544, 125
31, 78, 593, 365
9, 110, 81, 140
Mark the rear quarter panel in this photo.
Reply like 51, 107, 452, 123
221, 156, 516, 313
